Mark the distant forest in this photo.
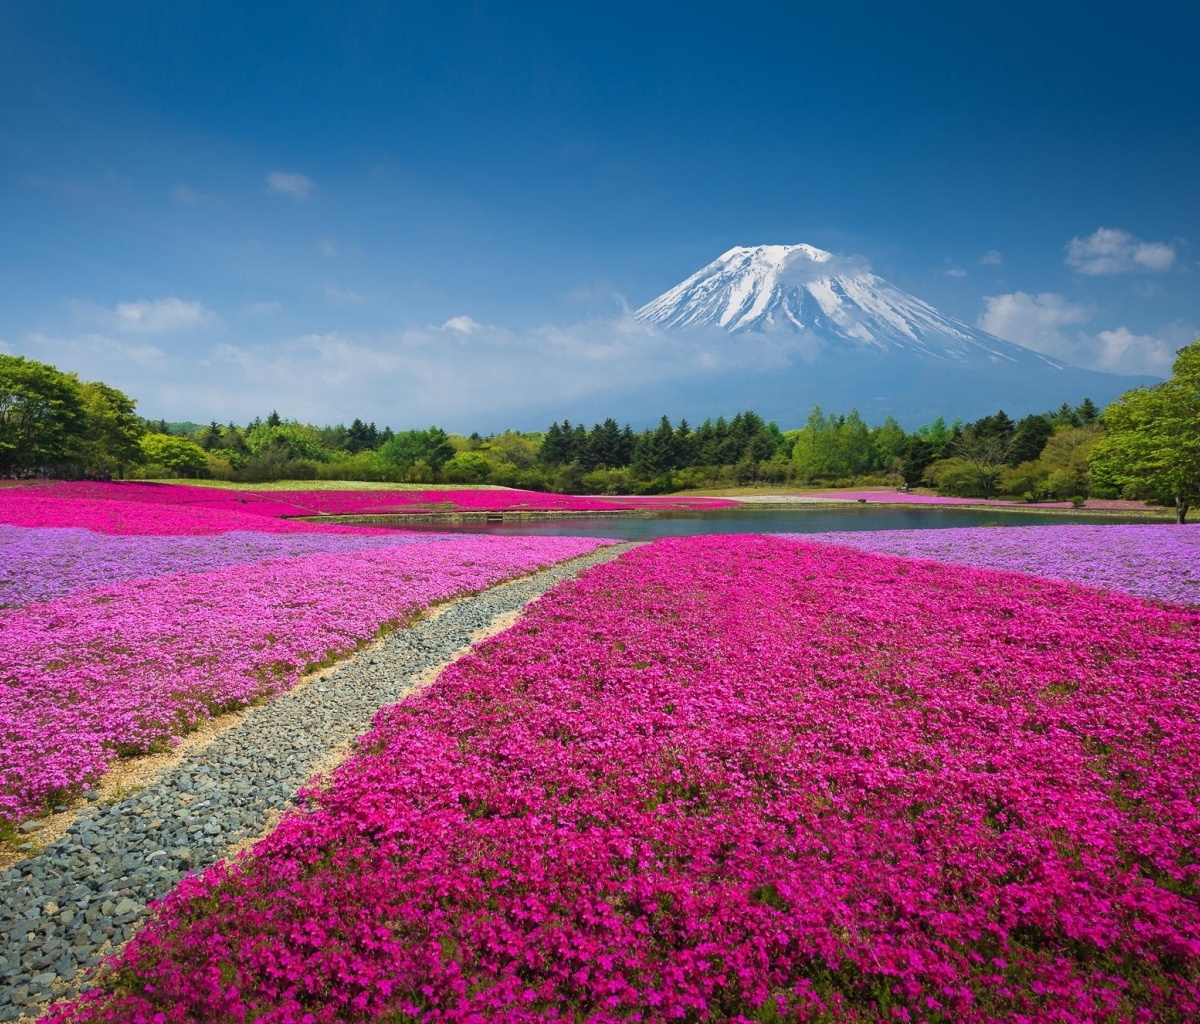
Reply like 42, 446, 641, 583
141, 400, 1108, 502
0, 350, 1144, 503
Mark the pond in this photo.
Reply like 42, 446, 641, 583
381, 506, 1159, 540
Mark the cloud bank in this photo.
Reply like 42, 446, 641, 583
979, 291, 1184, 376
1064, 227, 1176, 275
72, 297, 217, 334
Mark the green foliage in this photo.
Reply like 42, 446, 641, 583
921, 456, 983, 496
1089, 339, 1200, 522
441, 451, 492, 483
378, 426, 455, 472
0, 354, 87, 474
244, 421, 330, 462
139, 433, 209, 477
791, 405, 879, 480
77, 380, 145, 476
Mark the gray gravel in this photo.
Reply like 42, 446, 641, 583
0, 543, 635, 1020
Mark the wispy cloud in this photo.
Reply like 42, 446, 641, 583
27, 331, 166, 369
1064, 227, 1176, 274
325, 286, 368, 306
22, 173, 93, 198
73, 297, 218, 334
170, 183, 219, 206
98, 314, 824, 427
979, 250, 1003, 266
944, 267, 967, 278
266, 171, 315, 201
978, 291, 1179, 375
239, 301, 283, 317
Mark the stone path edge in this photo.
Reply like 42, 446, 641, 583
0, 541, 640, 1021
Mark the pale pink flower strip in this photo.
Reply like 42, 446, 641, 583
0, 535, 608, 823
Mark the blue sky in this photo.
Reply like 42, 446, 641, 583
1, 1, 1196, 429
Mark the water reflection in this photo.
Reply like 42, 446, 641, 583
377, 506, 1155, 540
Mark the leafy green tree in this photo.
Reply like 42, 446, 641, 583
378, 426, 455, 473
139, 433, 209, 477
244, 421, 330, 462
791, 405, 837, 480
1089, 339, 1200, 522
943, 427, 1015, 498
487, 430, 539, 470
872, 414, 907, 469
441, 451, 492, 483
77, 380, 144, 476
0, 354, 86, 475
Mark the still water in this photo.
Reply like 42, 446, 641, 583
383, 506, 1154, 541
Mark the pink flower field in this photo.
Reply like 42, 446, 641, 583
51, 536, 1200, 1022
804, 523, 1200, 607
0, 492, 610, 826
0, 482, 736, 530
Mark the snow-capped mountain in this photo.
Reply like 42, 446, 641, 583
635, 243, 1061, 369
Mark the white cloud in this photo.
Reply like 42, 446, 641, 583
240, 301, 283, 317
115, 313, 831, 427
72, 297, 217, 334
171, 183, 217, 205
266, 171, 315, 201
319, 240, 337, 258
944, 267, 967, 278
1065, 227, 1176, 275
980, 250, 1003, 266
325, 286, 368, 306
442, 315, 482, 334
979, 291, 1178, 375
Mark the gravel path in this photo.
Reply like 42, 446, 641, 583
0, 543, 636, 1020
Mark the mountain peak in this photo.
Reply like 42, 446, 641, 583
634, 243, 1065, 371
715, 243, 834, 267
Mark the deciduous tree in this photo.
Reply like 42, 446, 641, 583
0, 355, 86, 474
1089, 339, 1200, 522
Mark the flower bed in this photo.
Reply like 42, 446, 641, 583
2, 482, 738, 525
0, 489, 387, 536
0, 525, 443, 607
0, 535, 608, 825
805, 523, 1200, 606
52, 536, 1200, 1022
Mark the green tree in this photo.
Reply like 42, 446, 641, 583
943, 427, 1015, 498
378, 426, 455, 473
1089, 339, 1200, 522
0, 354, 86, 475
871, 414, 907, 470
139, 433, 209, 477
441, 451, 492, 483
77, 380, 144, 477
244, 421, 330, 462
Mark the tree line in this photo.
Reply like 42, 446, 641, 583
3, 341, 1197, 519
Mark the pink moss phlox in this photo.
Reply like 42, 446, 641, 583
806, 523, 1200, 606
46, 536, 1200, 1022
0, 535, 608, 823
2, 482, 737, 529
0, 525, 448, 606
